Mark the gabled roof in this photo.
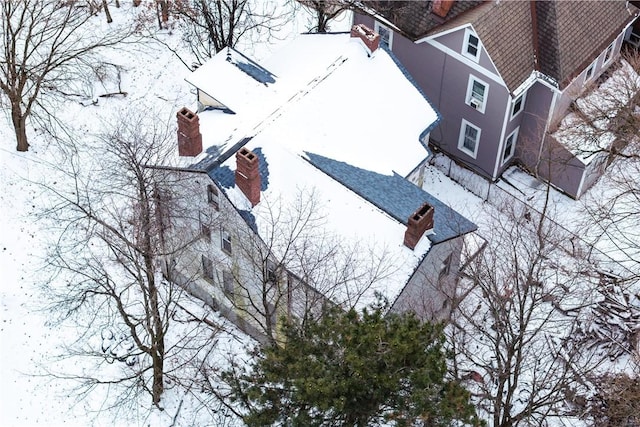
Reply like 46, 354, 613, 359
356, 0, 483, 40
305, 152, 476, 244
361, 1, 638, 92
181, 32, 475, 308
532, 1, 636, 88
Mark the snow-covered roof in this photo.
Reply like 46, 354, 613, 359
184, 32, 474, 308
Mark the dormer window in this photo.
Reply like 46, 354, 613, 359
374, 21, 392, 49
463, 29, 480, 61
466, 75, 488, 113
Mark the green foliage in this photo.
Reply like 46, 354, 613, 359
223, 302, 483, 426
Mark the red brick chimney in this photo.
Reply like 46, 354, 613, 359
432, 0, 454, 18
350, 24, 380, 54
177, 107, 203, 157
235, 147, 261, 207
404, 203, 435, 249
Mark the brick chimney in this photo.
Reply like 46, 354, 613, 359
432, 0, 454, 18
404, 203, 435, 250
177, 107, 203, 157
350, 24, 380, 54
235, 147, 261, 207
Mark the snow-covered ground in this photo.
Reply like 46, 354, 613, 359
0, 3, 356, 425
0, 2, 637, 426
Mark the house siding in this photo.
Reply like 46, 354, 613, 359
391, 237, 464, 321
551, 32, 626, 128
355, 13, 510, 180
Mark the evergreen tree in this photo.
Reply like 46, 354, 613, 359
223, 302, 483, 426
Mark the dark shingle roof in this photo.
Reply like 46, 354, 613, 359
536, 1, 635, 88
364, 0, 637, 92
358, 1, 483, 40
305, 152, 477, 244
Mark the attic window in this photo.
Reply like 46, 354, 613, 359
463, 29, 480, 61
374, 21, 392, 49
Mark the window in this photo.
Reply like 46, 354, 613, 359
585, 61, 595, 82
439, 254, 453, 280
458, 120, 481, 158
502, 128, 519, 164
374, 21, 393, 49
221, 228, 232, 254
463, 29, 480, 60
202, 255, 214, 282
201, 223, 211, 241
200, 212, 211, 242
511, 93, 525, 118
604, 41, 615, 64
223, 270, 234, 296
207, 184, 219, 210
265, 260, 278, 284
466, 75, 488, 112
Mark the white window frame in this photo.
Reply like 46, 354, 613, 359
603, 41, 615, 64
462, 28, 480, 61
502, 127, 519, 165
466, 75, 489, 113
458, 119, 481, 158
511, 92, 526, 118
221, 227, 232, 255
374, 21, 393, 50
584, 61, 596, 82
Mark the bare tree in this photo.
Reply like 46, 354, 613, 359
202, 187, 399, 346
40, 111, 222, 409
166, 0, 293, 66
297, 0, 353, 32
0, 0, 133, 151
449, 197, 607, 427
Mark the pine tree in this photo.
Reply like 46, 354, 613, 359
223, 302, 483, 426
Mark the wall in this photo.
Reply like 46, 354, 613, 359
551, 32, 625, 128
391, 236, 465, 321
354, 13, 511, 181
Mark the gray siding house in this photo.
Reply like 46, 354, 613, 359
354, 0, 639, 198
164, 31, 478, 341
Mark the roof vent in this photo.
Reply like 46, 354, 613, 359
404, 203, 435, 249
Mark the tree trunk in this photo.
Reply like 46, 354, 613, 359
11, 102, 29, 152
102, 0, 113, 23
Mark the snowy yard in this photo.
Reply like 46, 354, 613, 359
0, 2, 638, 426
